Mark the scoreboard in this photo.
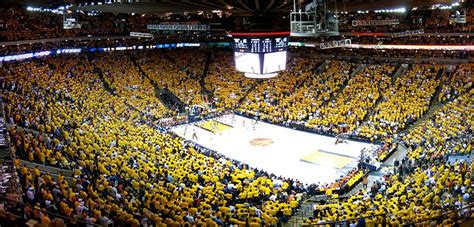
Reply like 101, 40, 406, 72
234, 37, 288, 53
231, 32, 289, 78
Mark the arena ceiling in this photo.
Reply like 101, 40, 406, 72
73, 0, 299, 15
12, 0, 459, 15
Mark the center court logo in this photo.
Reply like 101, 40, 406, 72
249, 138, 274, 147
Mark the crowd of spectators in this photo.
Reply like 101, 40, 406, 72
325, 48, 471, 60
239, 58, 338, 123
306, 160, 472, 225
439, 64, 473, 102
304, 90, 472, 225
295, 35, 474, 46
350, 35, 474, 45
204, 51, 257, 110
136, 49, 206, 106
405, 90, 473, 159
1, 53, 310, 226
0, 43, 471, 225
0, 6, 149, 41
92, 52, 172, 118
358, 65, 442, 140
306, 64, 394, 134
0, 7, 62, 41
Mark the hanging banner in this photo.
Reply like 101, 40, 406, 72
392, 29, 424, 38
320, 39, 352, 49
63, 18, 81, 29
352, 19, 399, 27
130, 32, 154, 38
147, 23, 210, 31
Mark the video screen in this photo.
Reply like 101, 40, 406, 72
234, 38, 248, 50
234, 52, 261, 74
233, 37, 288, 53
263, 51, 287, 74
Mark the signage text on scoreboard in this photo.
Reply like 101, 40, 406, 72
233, 37, 288, 53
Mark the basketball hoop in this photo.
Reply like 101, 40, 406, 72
290, 0, 339, 37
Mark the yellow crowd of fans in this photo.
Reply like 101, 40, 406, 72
2, 50, 471, 226
305, 161, 472, 225
93, 52, 172, 118
136, 49, 205, 106
2, 53, 306, 226
204, 52, 256, 110
306, 64, 394, 133
405, 90, 473, 159
304, 91, 472, 225
240, 60, 354, 123
439, 64, 473, 102
358, 65, 442, 140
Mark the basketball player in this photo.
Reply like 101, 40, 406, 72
253, 117, 258, 130
211, 121, 218, 135
335, 136, 341, 145
215, 114, 223, 123
192, 128, 198, 140
183, 124, 188, 136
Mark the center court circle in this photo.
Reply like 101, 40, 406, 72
249, 138, 274, 147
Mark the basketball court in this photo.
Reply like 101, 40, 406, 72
172, 114, 380, 185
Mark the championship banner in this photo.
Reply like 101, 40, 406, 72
130, 32, 154, 38
320, 39, 351, 49
63, 18, 81, 29
392, 29, 424, 38
147, 23, 210, 31
350, 32, 385, 36
352, 19, 399, 27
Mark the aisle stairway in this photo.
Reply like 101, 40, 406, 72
325, 63, 365, 105
87, 53, 116, 95
238, 80, 261, 105
285, 202, 316, 226
18, 160, 74, 183
200, 51, 213, 95
315, 60, 330, 73
391, 63, 409, 83
361, 63, 406, 123
89, 53, 162, 120
128, 53, 186, 113
429, 67, 447, 108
